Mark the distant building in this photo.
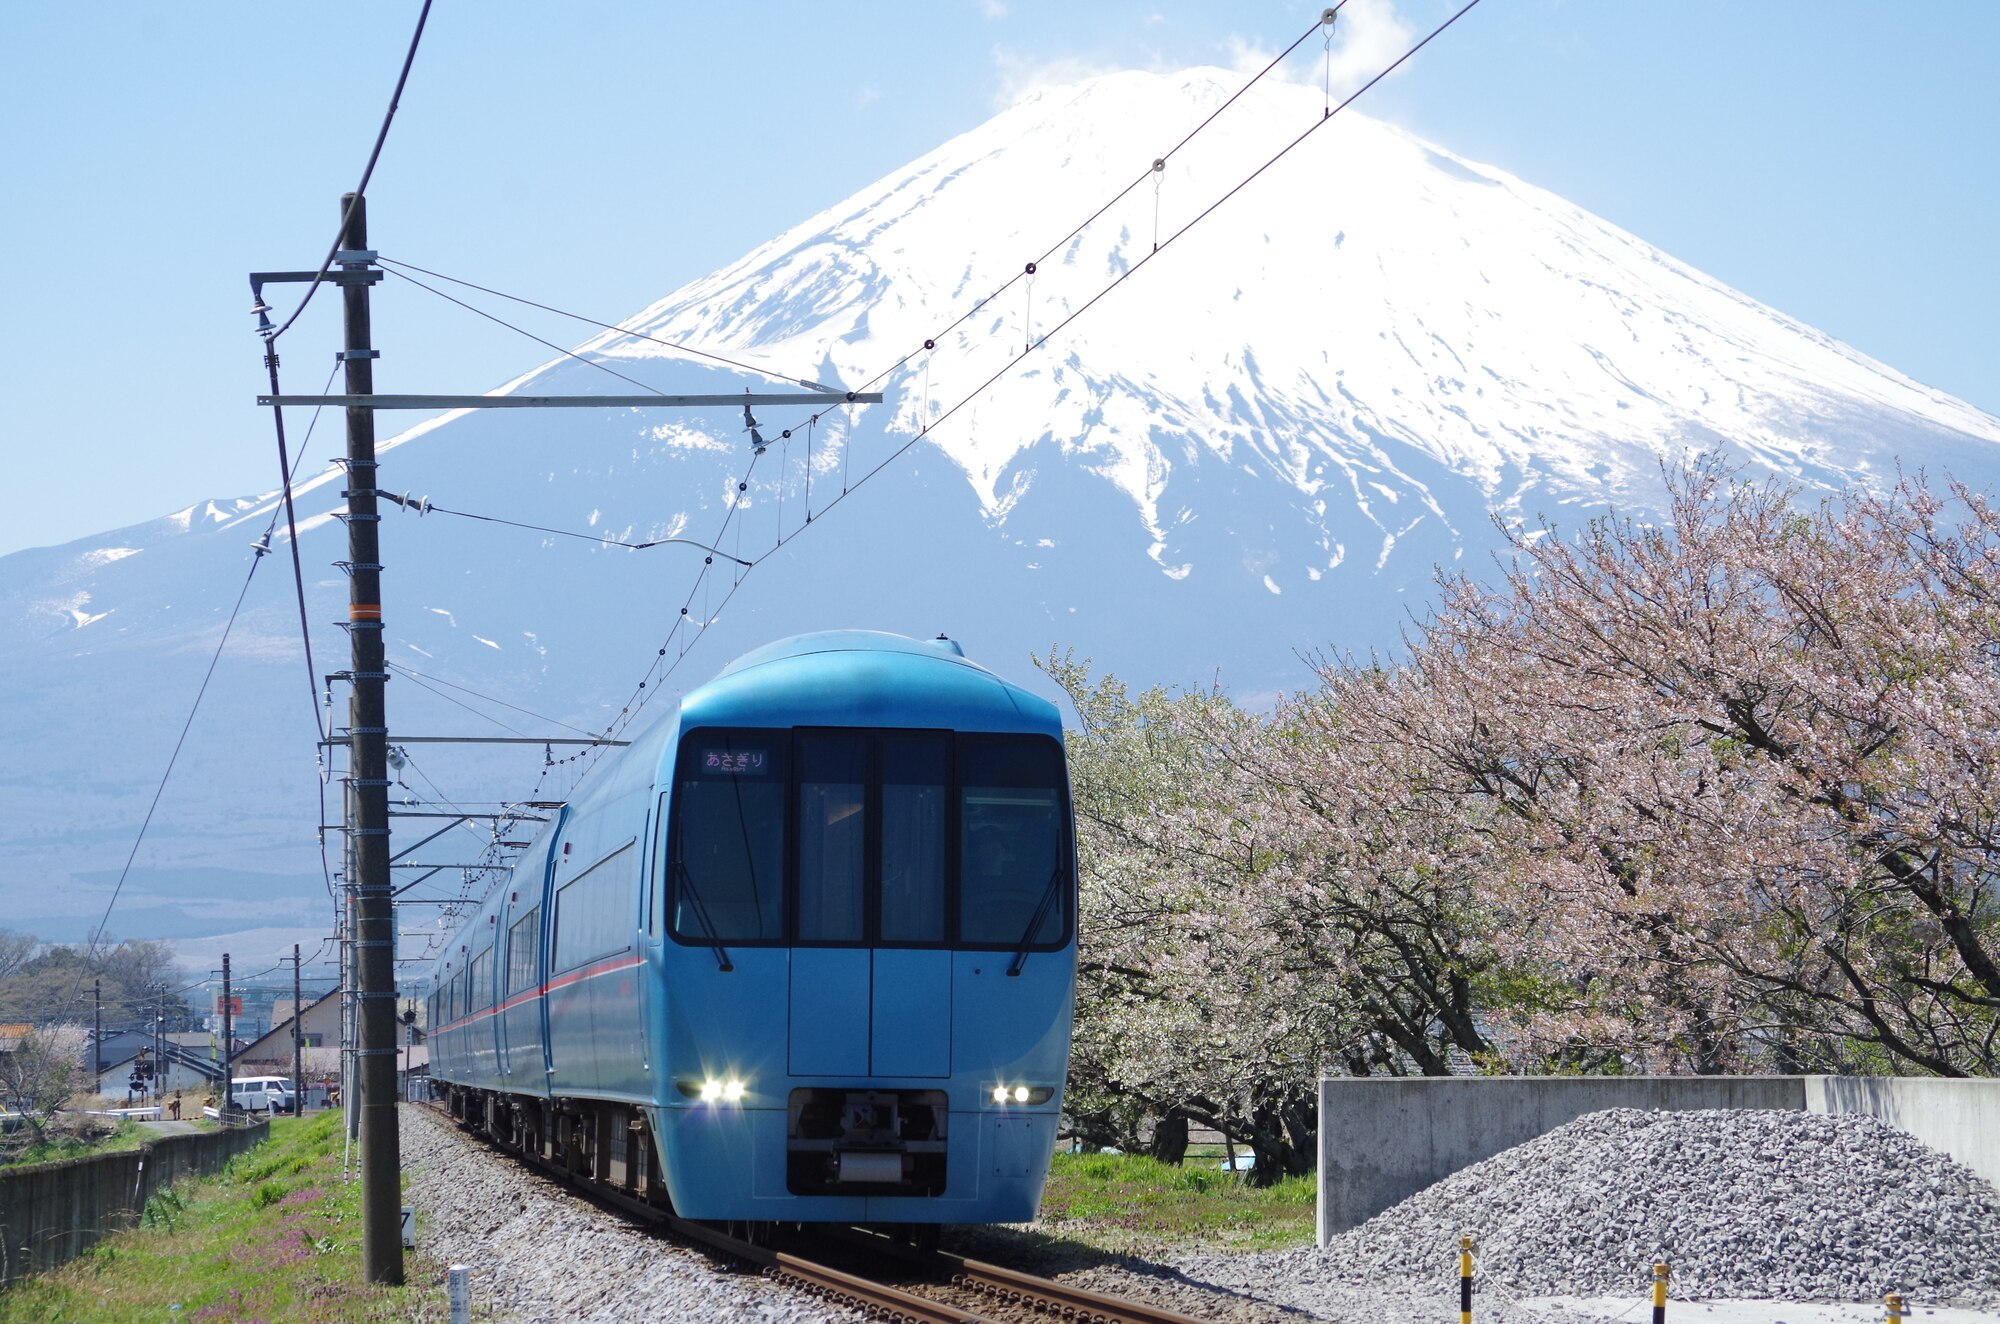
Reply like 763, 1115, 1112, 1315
233, 988, 342, 1088
89, 1029, 231, 1099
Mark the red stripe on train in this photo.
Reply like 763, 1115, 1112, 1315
432, 952, 646, 1035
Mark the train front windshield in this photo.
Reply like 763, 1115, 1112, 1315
667, 730, 1070, 951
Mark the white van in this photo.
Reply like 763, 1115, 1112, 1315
228, 1076, 297, 1114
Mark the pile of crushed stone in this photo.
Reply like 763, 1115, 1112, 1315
1325, 1107, 2000, 1304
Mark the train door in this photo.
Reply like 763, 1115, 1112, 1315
870, 733, 950, 1077
786, 731, 952, 1078
790, 732, 871, 1075
498, 816, 564, 1091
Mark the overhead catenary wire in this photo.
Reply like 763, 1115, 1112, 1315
741, 0, 1491, 564
391, 668, 532, 738
377, 488, 752, 562
571, 1, 1483, 753
62, 370, 344, 1020
378, 2, 1481, 860
385, 661, 598, 737
263, 362, 341, 746
262, 0, 435, 345
841, 7, 1341, 403
355, 8, 1339, 763
375, 256, 836, 391
378, 265, 678, 399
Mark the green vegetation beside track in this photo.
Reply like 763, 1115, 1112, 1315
0, 1113, 454, 1323
1029, 1151, 1316, 1253
0, 1118, 156, 1170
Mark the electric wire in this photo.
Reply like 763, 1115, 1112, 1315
263, 362, 341, 746
391, 667, 532, 737
378, 489, 751, 562
845, 7, 1340, 402
398, 3, 1481, 947
376, 256, 835, 390
264, 0, 435, 344
385, 661, 597, 736
750, 0, 1488, 551
575, 1, 1476, 752
62, 371, 342, 1020
63, 555, 279, 1020
355, 7, 1336, 761
379, 265, 675, 399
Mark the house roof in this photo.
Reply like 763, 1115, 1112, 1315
233, 987, 343, 1066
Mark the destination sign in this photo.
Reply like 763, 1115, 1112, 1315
701, 748, 769, 775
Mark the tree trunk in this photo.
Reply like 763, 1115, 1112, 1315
1147, 1108, 1190, 1165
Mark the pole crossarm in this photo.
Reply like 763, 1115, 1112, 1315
258, 392, 883, 409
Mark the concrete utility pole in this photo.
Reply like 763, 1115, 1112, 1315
154, 985, 165, 1104
292, 943, 304, 1116
220, 953, 233, 1111
252, 190, 880, 1293
92, 979, 102, 1081
337, 193, 404, 1287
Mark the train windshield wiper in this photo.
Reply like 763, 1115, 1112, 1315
1006, 863, 1065, 977
674, 859, 735, 973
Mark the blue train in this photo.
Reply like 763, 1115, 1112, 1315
424, 630, 1076, 1232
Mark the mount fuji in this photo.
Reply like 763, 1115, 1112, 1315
5, 67, 1997, 963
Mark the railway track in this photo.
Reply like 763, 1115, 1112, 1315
683, 1219, 1213, 1323
420, 1101, 1216, 1322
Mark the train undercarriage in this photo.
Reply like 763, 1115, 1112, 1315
436, 1082, 947, 1250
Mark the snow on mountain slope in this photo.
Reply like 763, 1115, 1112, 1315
585, 67, 1998, 570
4, 66, 1998, 954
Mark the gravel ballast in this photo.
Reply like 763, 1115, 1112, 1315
401, 1103, 2000, 1322
399, 1104, 862, 1322
1175, 1107, 2000, 1321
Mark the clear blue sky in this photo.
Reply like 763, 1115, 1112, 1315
2, 1, 1993, 559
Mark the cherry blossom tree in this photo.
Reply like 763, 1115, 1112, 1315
1045, 457, 2000, 1181
1323, 458, 2000, 1074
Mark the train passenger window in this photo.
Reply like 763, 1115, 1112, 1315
957, 737, 1068, 947
553, 842, 636, 971
469, 949, 493, 1011
506, 906, 540, 995
880, 734, 948, 943
797, 733, 867, 943
672, 735, 787, 944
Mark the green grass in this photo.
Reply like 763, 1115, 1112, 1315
0, 1119, 152, 1169
1031, 1151, 1318, 1252
0, 1113, 459, 1323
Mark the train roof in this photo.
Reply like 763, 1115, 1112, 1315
418, 631, 1062, 987
681, 630, 1061, 736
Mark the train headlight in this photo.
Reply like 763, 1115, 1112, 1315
678, 1077, 749, 1104
989, 1083, 1055, 1106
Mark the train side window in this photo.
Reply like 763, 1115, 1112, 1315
553, 842, 636, 971
671, 733, 787, 944
469, 949, 493, 1011
797, 733, 867, 943
880, 733, 948, 943
506, 906, 540, 994
957, 736, 1069, 947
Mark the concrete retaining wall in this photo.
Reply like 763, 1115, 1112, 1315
0, 1118, 269, 1286
1317, 1075, 2000, 1245
1807, 1076, 2000, 1193
1315, 1076, 1804, 1245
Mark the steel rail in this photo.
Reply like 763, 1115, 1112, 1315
830, 1225, 1213, 1324
414, 1102, 980, 1320
415, 1102, 1215, 1322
